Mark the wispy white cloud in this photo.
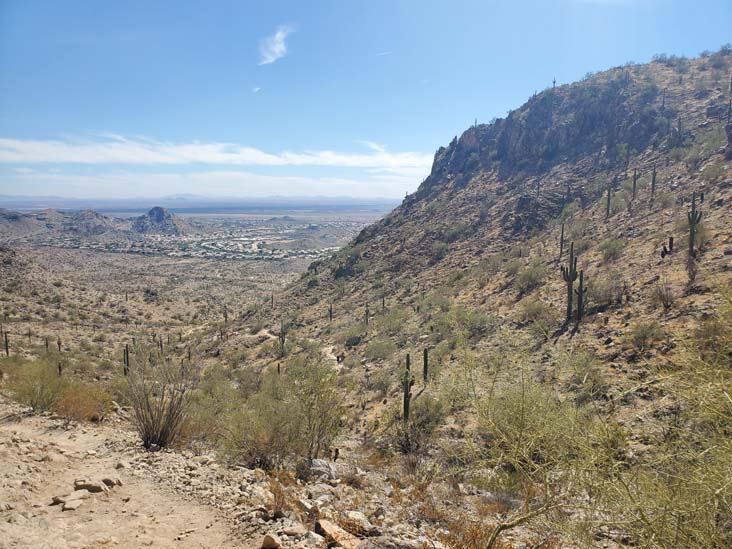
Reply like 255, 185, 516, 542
252, 87, 261, 93
258, 25, 294, 65
1, 168, 419, 199
0, 135, 432, 177
376, 51, 392, 57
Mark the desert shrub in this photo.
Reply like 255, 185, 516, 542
343, 328, 363, 348
478, 378, 580, 476
376, 306, 409, 336
365, 337, 397, 361
515, 260, 547, 295
225, 353, 346, 468
588, 272, 624, 310
183, 366, 238, 451
626, 321, 661, 352
431, 241, 449, 262
365, 367, 393, 397
561, 349, 607, 405
125, 345, 197, 449
573, 237, 593, 254
517, 299, 559, 340
599, 238, 626, 262
454, 306, 495, 341
503, 258, 523, 277
653, 278, 675, 311
54, 383, 112, 422
7, 358, 67, 412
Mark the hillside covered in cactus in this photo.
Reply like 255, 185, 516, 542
2, 46, 732, 549
218, 47, 732, 545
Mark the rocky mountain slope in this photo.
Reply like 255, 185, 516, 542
0, 206, 190, 243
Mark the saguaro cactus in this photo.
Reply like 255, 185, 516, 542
402, 354, 414, 424
650, 163, 657, 209
574, 270, 588, 327
561, 242, 578, 323
4, 332, 8, 357
57, 336, 62, 353
688, 191, 703, 259
605, 183, 612, 221
123, 344, 129, 376
632, 168, 638, 199
558, 223, 565, 261
365, 304, 369, 326
328, 302, 333, 322
423, 348, 429, 383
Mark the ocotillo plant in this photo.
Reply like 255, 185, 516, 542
561, 242, 578, 323
402, 355, 414, 424
574, 270, 588, 327
558, 223, 565, 261
688, 191, 703, 260
650, 163, 657, 209
423, 348, 429, 383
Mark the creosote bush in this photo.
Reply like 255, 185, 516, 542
6, 357, 67, 412
224, 350, 347, 469
598, 238, 626, 262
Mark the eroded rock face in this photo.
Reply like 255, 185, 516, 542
131, 207, 188, 236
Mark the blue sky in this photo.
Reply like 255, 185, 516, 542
0, 0, 730, 199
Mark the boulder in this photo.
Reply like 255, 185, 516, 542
315, 519, 361, 549
261, 533, 282, 548
62, 499, 84, 511
310, 459, 338, 480
342, 510, 379, 536
74, 479, 108, 493
52, 489, 91, 505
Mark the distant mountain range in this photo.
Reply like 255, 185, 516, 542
0, 206, 189, 241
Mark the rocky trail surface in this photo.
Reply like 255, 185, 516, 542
0, 397, 244, 549
0, 395, 458, 549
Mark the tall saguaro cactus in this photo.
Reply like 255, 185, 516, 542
632, 168, 638, 199
650, 163, 657, 210
561, 242, 578, 323
574, 270, 588, 327
4, 331, 8, 357
558, 223, 565, 261
688, 191, 703, 260
402, 354, 414, 424
423, 348, 429, 383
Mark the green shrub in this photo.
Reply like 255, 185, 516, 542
516, 260, 547, 295
517, 299, 559, 340
626, 321, 662, 352
7, 358, 67, 412
365, 337, 397, 361
599, 238, 626, 262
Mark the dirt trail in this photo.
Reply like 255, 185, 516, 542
0, 398, 248, 549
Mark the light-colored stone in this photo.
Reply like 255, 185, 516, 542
74, 479, 108, 493
62, 499, 84, 511
281, 523, 308, 537
261, 533, 282, 548
316, 519, 361, 549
